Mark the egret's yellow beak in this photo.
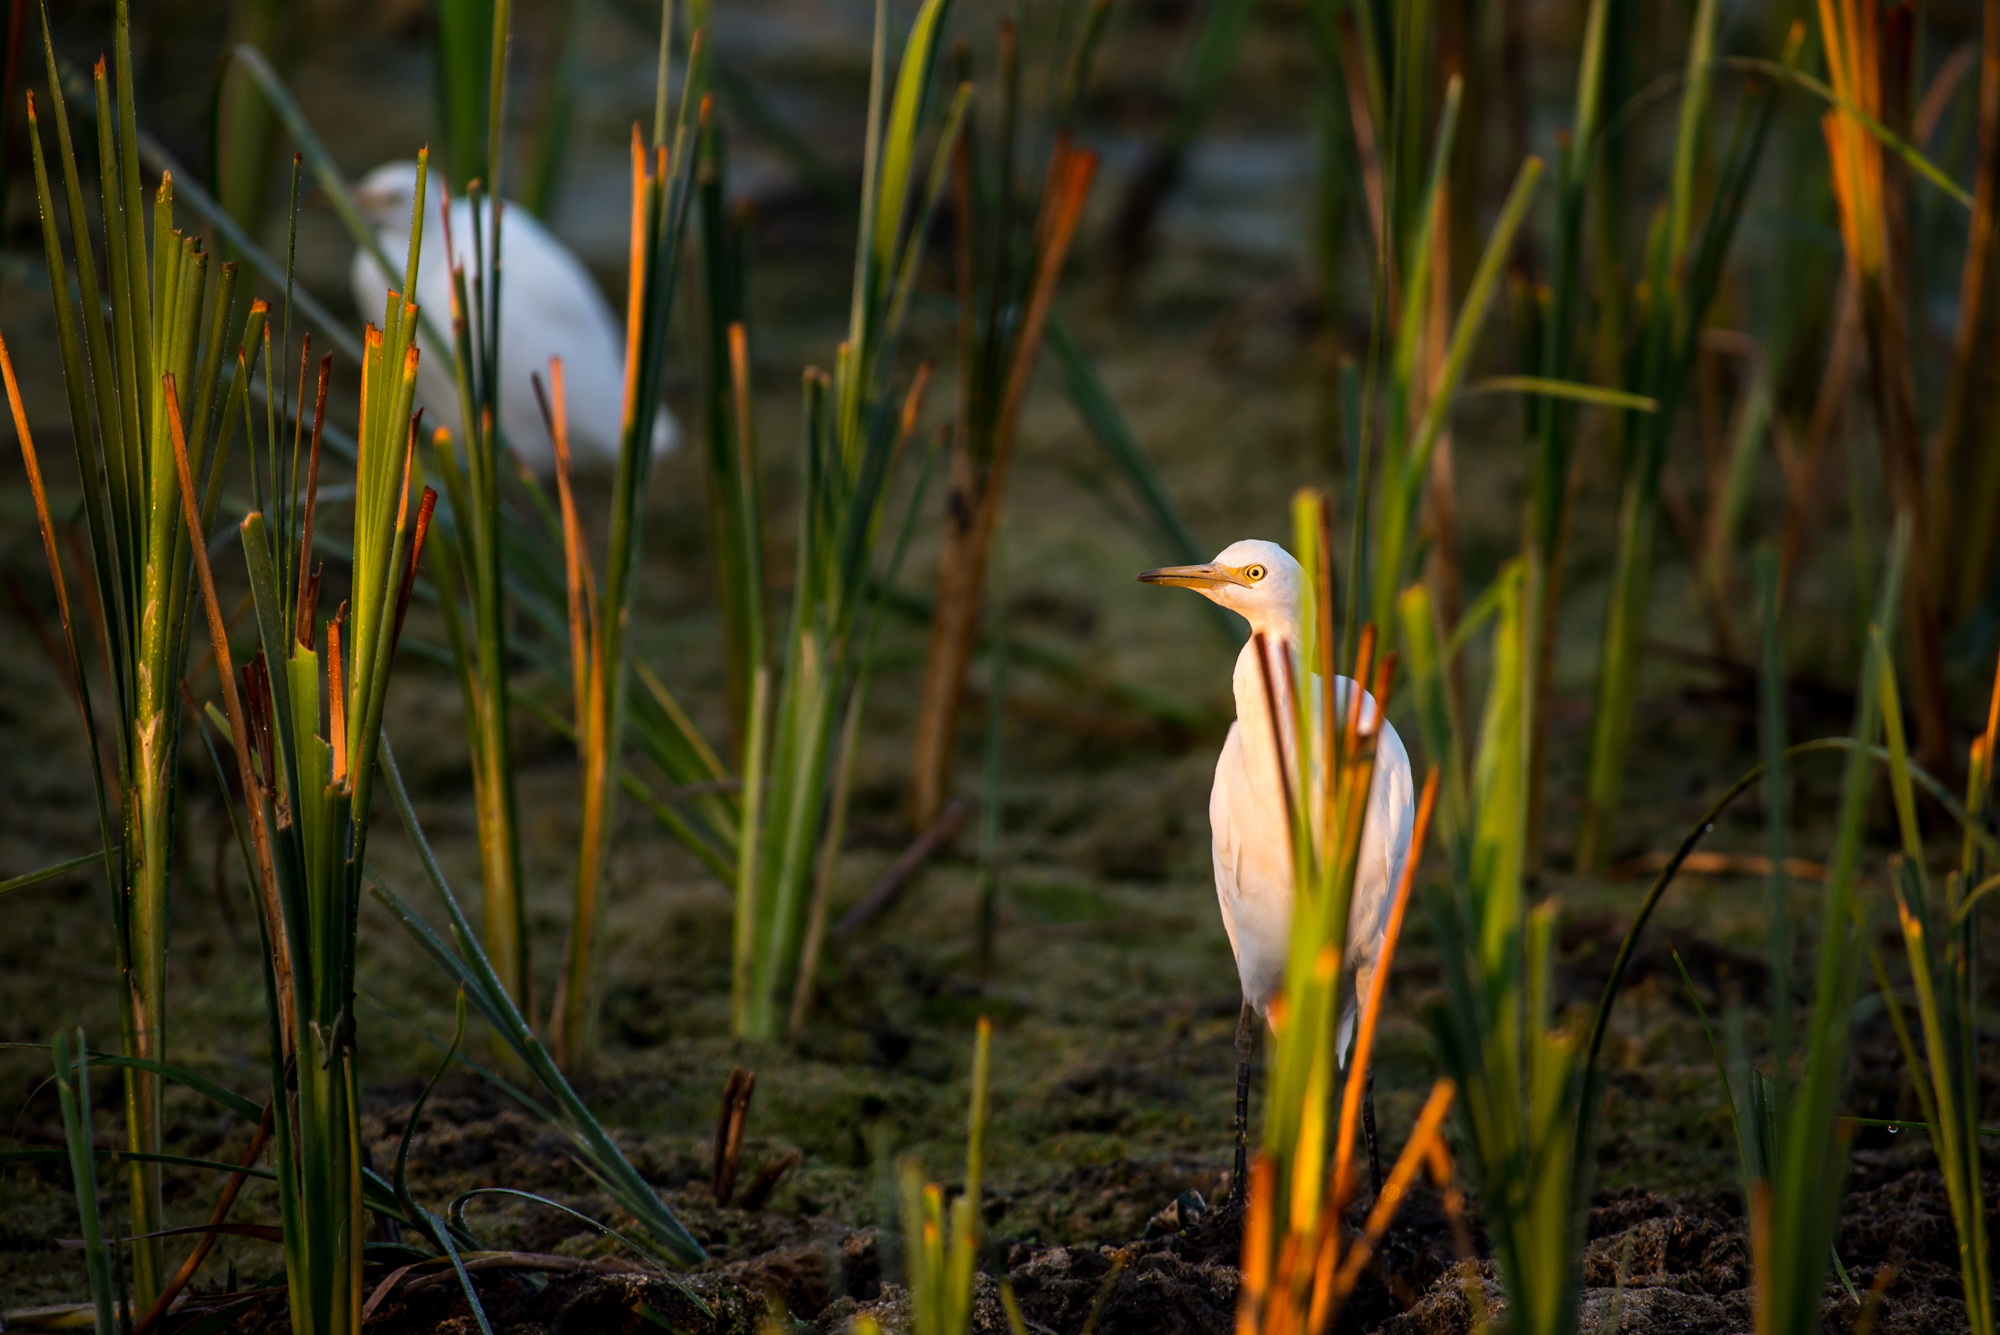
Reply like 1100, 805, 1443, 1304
1135, 562, 1247, 590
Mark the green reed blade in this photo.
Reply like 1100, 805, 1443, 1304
53, 1032, 118, 1335
872, 0, 953, 286
1575, 15, 1783, 871
1370, 155, 1542, 631
694, 136, 766, 755
1463, 376, 1657, 411
1389, 74, 1460, 423
1426, 558, 1584, 1335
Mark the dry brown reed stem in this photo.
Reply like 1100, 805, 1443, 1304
1254, 632, 1300, 844
1935, 5, 2000, 611
1330, 766, 1439, 1211
1983, 640, 2000, 756
1235, 1158, 1275, 1335
163, 372, 295, 1051
1820, 0, 1952, 769
392, 485, 437, 654
131, 1100, 275, 1335
542, 359, 597, 731
1749, 1182, 1774, 1333
711, 1066, 755, 1205
909, 141, 1097, 829
1345, 624, 1376, 769
0, 334, 92, 736
1334, 13, 1388, 303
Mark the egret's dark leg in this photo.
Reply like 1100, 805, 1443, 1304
1362, 1073, 1383, 1198
1230, 1000, 1255, 1208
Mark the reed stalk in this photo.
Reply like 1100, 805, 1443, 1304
18, 5, 264, 1301
548, 14, 708, 1068
419, 0, 534, 1021
1515, 0, 1608, 877
1932, 0, 2000, 618
1572, 5, 1787, 871
1748, 526, 1906, 1335
732, 0, 967, 1038
433, 0, 497, 190
164, 163, 438, 1320
1364, 119, 1542, 640
907, 14, 1101, 828
691, 120, 767, 763
52, 1033, 118, 1335
1815, 0, 1952, 771
1863, 640, 1995, 1335
213, 0, 294, 239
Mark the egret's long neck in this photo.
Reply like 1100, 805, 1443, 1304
1230, 609, 1310, 764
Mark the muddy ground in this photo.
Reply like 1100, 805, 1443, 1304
4, 0, 1999, 1331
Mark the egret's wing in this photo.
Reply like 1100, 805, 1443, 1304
1352, 715, 1415, 957
350, 240, 394, 331
1210, 720, 1248, 972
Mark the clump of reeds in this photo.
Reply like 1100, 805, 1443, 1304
1573, 0, 1790, 871
16, 10, 263, 1303
177, 153, 436, 1333
728, 0, 967, 1041
1408, 564, 1589, 1335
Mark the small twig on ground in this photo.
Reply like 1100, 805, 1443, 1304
712, 1067, 756, 1206
1608, 851, 1829, 882
834, 798, 971, 938
736, 1148, 802, 1211
133, 1101, 276, 1335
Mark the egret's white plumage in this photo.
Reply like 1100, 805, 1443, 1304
349, 161, 677, 474
1139, 539, 1415, 1060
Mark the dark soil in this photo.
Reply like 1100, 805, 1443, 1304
145, 1121, 1998, 1335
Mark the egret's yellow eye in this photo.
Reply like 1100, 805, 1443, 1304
1245, 565, 1266, 581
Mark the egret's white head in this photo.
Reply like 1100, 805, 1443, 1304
353, 161, 427, 234
1135, 539, 1305, 637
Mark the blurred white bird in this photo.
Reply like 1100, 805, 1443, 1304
1137, 539, 1415, 1201
349, 161, 677, 474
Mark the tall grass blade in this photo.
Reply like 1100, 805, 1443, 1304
1810, 3, 1951, 770
1573, 3, 1785, 870
1753, 521, 1906, 1335
19, 5, 267, 1297
909, 101, 1097, 828
1366, 152, 1542, 636
53, 1032, 119, 1335
1422, 561, 1588, 1335
552, 18, 707, 1066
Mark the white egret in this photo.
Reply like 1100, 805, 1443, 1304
1137, 539, 1414, 1201
350, 161, 677, 474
